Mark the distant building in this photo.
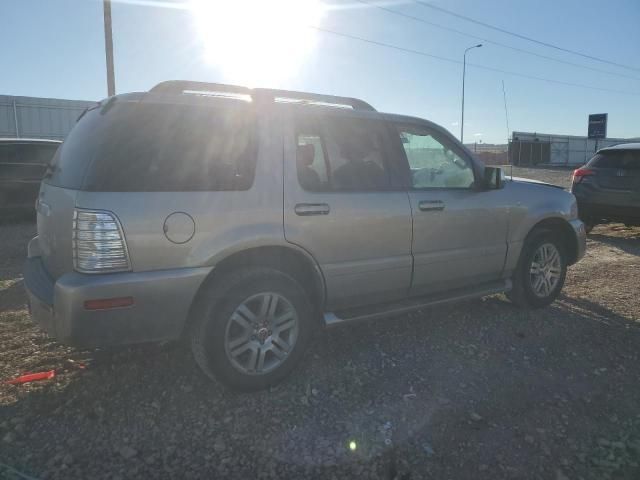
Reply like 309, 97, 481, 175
509, 131, 640, 166
463, 143, 509, 165
0, 95, 95, 141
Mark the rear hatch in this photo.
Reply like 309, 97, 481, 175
36, 92, 259, 278
588, 149, 640, 194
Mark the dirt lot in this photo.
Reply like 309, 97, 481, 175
1, 167, 639, 480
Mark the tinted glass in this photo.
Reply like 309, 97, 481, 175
324, 117, 390, 191
397, 125, 475, 189
46, 101, 257, 191
295, 115, 391, 191
297, 136, 329, 191
44, 107, 105, 189
296, 117, 329, 191
0, 143, 56, 181
18, 144, 59, 165
0, 144, 19, 164
588, 150, 640, 170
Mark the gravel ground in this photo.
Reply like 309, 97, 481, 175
507, 166, 575, 190
1, 167, 639, 480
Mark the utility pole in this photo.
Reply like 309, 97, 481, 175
501, 80, 511, 144
461, 44, 482, 144
104, 0, 116, 96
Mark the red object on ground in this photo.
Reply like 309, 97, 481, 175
6, 370, 56, 385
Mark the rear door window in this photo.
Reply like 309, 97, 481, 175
297, 127, 330, 191
294, 114, 393, 191
46, 101, 257, 192
323, 116, 391, 191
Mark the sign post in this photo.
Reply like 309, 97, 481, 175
588, 113, 607, 152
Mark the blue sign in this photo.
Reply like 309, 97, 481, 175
588, 113, 607, 139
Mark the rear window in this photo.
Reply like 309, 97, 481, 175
44, 100, 257, 191
587, 150, 640, 170
0, 143, 58, 181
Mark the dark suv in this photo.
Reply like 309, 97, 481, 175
571, 143, 640, 232
0, 138, 61, 220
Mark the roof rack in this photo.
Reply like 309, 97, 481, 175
149, 80, 376, 112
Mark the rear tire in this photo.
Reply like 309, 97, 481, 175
190, 267, 313, 391
507, 229, 567, 309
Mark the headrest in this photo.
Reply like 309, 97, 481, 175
297, 144, 315, 166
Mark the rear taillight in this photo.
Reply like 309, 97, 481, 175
73, 209, 131, 273
572, 168, 594, 184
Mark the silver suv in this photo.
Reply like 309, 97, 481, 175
24, 81, 586, 390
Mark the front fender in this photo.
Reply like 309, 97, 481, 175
503, 181, 580, 273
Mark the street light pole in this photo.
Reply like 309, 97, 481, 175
103, 0, 116, 96
460, 44, 482, 144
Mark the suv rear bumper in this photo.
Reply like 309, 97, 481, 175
576, 202, 640, 224
572, 184, 640, 224
24, 256, 211, 348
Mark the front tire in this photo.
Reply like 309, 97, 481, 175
507, 229, 567, 308
190, 267, 313, 391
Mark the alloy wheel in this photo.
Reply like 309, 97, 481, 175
224, 292, 299, 375
529, 243, 562, 298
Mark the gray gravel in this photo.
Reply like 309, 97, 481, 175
509, 166, 575, 190
1, 167, 640, 479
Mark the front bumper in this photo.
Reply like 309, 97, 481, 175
568, 218, 587, 264
24, 256, 211, 348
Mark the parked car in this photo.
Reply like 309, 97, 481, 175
0, 138, 61, 220
24, 81, 586, 390
571, 143, 640, 232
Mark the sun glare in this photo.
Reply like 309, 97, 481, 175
190, 0, 325, 85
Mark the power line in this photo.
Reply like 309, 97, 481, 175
412, 0, 640, 73
311, 25, 640, 97
356, 0, 640, 82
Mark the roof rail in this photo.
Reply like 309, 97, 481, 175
149, 80, 376, 112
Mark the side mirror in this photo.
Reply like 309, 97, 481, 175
483, 166, 505, 190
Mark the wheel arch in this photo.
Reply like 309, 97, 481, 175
183, 244, 326, 337
525, 217, 580, 265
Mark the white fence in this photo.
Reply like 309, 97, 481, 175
512, 131, 639, 166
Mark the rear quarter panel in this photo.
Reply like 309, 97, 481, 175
36, 183, 77, 279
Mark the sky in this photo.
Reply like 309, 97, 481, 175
1, 0, 639, 144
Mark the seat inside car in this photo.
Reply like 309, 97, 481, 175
296, 143, 321, 190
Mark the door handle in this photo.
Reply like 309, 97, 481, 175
418, 200, 445, 212
294, 203, 330, 216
